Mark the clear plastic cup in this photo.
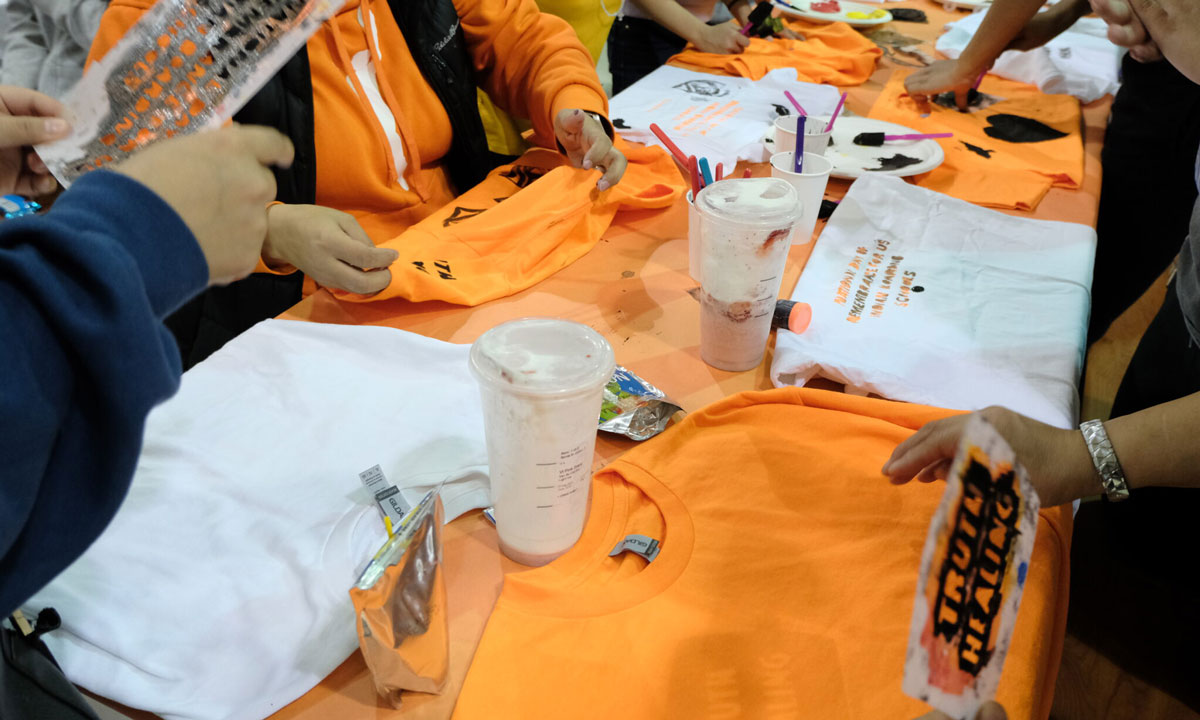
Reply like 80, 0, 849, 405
696, 178, 802, 372
687, 189, 701, 281
770, 151, 834, 246
773, 115, 832, 157
469, 318, 616, 566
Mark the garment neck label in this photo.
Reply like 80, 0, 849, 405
609, 534, 661, 563
358, 465, 412, 530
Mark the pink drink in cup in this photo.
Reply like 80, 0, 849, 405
469, 318, 616, 566
696, 178, 801, 371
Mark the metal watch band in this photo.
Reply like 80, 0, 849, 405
1079, 419, 1130, 502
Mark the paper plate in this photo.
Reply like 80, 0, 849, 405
937, 0, 991, 11
825, 116, 946, 179
774, 0, 893, 27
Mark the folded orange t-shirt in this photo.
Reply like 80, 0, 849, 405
334, 139, 684, 306
453, 388, 1072, 720
869, 70, 1084, 211
668, 21, 881, 84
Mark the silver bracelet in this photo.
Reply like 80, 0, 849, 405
1079, 419, 1130, 502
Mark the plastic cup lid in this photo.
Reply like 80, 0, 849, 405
469, 317, 616, 396
695, 177, 800, 228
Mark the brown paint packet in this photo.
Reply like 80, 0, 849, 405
350, 491, 448, 707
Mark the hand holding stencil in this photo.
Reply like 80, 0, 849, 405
902, 415, 1040, 719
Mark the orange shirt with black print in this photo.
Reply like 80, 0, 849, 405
87, 0, 609, 246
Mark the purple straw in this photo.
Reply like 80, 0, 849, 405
794, 115, 805, 174
972, 71, 985, 90
825, 92, 848, 133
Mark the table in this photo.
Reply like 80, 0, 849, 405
91, 4, 1110, 718
275, 5, 1107, 719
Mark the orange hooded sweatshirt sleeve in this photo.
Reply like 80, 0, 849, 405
453, 0, 608, 148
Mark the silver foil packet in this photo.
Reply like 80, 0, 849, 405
599, 366, 682, 441
350, 490, 448, 706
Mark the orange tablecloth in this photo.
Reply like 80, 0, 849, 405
94, 4, 1108, 718
268, 5, 1102, 719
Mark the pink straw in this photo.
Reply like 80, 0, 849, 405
885, 132, 954, 141
784, 90, 807, 116
825, 92, 848, 132
972, 71, 985, 90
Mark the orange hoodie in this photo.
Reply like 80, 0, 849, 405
87, 0, 610, 244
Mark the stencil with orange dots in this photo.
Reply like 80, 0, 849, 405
38, 0, 344, 186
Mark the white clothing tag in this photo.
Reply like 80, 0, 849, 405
358, 464, 412, 529
608, 534, 661, 563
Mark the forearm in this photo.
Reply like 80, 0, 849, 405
958, 0, 1048, 72
1104, 391, 1200, 491
727, 0, 754, 25
0, 171, 204, 614
1053, 0, 1092, 27
633, 0, 712, 44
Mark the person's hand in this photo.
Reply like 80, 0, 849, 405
554, 109, 627, 190
881, 406, 1098, 508
776, 25, 805, 41
730, 1, 802, 39
111, 125, 294, 285
261, 204, 397, 295
916, 701, 1008, 720
0, 86, 71, 196
695, 21, 750, 55
1088, 0, 1163, 63
905, 59, 983, 111
1089, 0, 1150, 48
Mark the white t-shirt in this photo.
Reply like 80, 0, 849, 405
26, 319, 491, 720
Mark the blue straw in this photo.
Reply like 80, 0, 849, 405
698, 157, 714, 187
794, 115, 806, 174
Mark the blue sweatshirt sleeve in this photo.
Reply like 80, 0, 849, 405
0, 170, 208, 615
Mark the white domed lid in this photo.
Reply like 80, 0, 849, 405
695, 177, 800, 228
469, 317, 616, 396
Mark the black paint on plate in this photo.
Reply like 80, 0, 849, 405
869, 154, 923, 171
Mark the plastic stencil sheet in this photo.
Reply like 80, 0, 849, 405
37, 0, 344, 186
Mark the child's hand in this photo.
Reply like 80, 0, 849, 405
695, 22, 750, 54
904, 59, 980, 111
554, 109, 627, 190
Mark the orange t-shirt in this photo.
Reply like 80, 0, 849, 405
669, 21, 881, 85
87, 0, 608, 243
332, 139, 684, 306
868, 70, 1084, 211
453, 389, 1071, 719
